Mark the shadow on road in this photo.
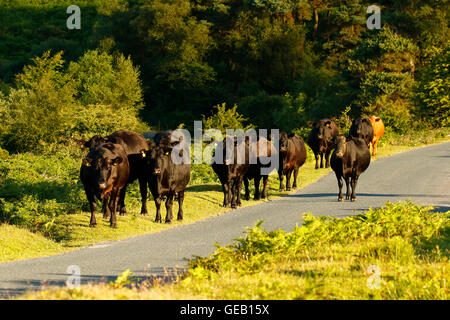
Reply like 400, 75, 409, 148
0, 266, 188, 300
289, 192, 449, 199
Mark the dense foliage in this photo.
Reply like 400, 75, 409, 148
0, 0, 448, 136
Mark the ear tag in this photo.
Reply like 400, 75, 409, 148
165, 152, 169, 155
113, 162, 118, 166
326, 123, 330, 127
85, 163, 91, 167
141, 151, 146, 158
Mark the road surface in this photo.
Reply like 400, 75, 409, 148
1, 141, 449, 298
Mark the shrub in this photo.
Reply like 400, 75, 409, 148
202, 103, 253, 134
0, 50, 148, 152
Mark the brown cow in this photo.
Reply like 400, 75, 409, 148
369, 116, 385, 156
278, 132, 307, 191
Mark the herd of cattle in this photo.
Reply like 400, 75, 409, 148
79, 117, 385, 228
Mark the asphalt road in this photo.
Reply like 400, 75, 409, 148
1, 141, 449, 298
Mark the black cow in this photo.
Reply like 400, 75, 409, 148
330, 135, 371, 202
349, 118, 374, 147
80, 143, 130, 228
141, 141, 191, 223
212, 136, 250, 209
243, 136, 277, 200
307, 119, 339, 169
278, 132, 307, 191
80, 130, 150, 215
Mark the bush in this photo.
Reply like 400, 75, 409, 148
0, 50, 147, 153
202, 103, 253, 134
0, 151, 84, 239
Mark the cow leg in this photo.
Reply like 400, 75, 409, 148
236, 177, 243, 207
345, 177, 351, 200
177, 190, 185, 221
253, 176, 261, 200
278, 171, 285, 191
85, 189, 97, 227
314, 152, 319, 169
320, 152, 324, 168
325, 150, 331, 168
154, 197, 162, 223
261, 175, 269, 199
138, 177, 148, 215
118, 185, 127, 216
336, 175, 344, 202
228, 181, 234, 208
222, 182, 230, 207
231, 180, 238, 209
165, 193, 175, 224
292, 167, 299, 189
244, 177, 250, 201
101, 198, 111, 219
372, 139, 378, 156
286, 170, 292, 191
110, 190, 119, 228
350, 175, 359, 202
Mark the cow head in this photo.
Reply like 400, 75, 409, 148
140, 143, 171, 177
333, 135, 347, 159
311, 120, 335, 152
78, 135, 108, 151
83, 144, 123, 195
279, 132, 293, 153
350, 118, 371, 136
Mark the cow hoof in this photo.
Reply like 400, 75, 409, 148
346, 195, 350, 200
140, 212, 148, 216
154, 219, 162, 223
165, 220, 172, 224
89, 223, 96, 228
110, 223, 118, 229
245, 195, 250, 201
231, 205, 237, 209
338, 197, 344, 202
119, 212, 126, 216
286, 187, 291, 191
292, 185, 297, 189
103, 215, 110, 219
177, 218, 183, 221
351, 198, 356, 202
254, 196, 261, 201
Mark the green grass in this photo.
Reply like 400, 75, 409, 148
0, 224, 64, 262
0, 131, 449, 262
21, 201, 450, 300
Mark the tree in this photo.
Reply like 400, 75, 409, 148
416, 45, 450, 127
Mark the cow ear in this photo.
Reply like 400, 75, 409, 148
82, 158, 92, 167
288, 133, 295, 138
112, 157, 123, 166
307, 121, 313, 127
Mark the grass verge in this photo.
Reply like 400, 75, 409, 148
21, 201, 449, 300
